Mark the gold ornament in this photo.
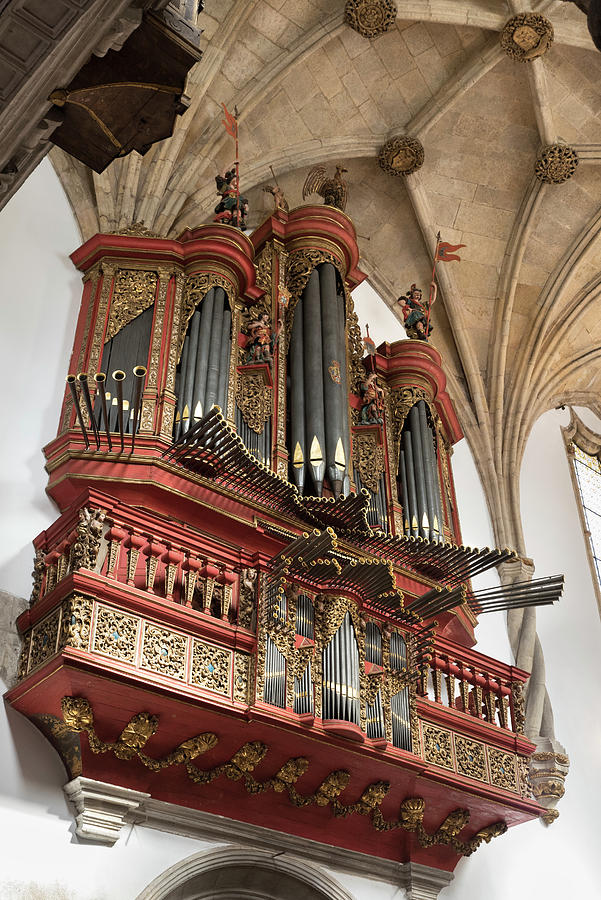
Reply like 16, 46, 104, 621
344, 0, 397, 38
535, 144, 579, 184
105, 269, 158, 342
353, 429, 385, 493
500, 14, 554, 61
378, 136, 424, 177
235, 370, 272, 433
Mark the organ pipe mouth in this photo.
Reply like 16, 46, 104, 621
133, 365, 147, 378
112, 370, 126, 382
94, 372, 106, 385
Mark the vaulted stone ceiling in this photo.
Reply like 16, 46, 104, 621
51, 0, 601, 561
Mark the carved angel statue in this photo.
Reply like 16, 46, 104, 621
302, 164, 348, 211
263, 183, 289, 212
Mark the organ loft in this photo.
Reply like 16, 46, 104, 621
6, 198, 564, 882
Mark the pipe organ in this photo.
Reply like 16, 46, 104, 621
13, 205, 548, 879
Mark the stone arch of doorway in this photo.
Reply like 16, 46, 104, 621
136, 845, 359, 900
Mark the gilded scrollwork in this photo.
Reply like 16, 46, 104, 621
510, 681, 526, 734
29, 609, 61, 670
454, 735, 488, 782
17, 631, 31, 680
388, 386, 429, 458
50, 695, 506, 856
105, 269, 158, 343
488, 747, 518, 793
59, 593, 93, 651
233, 652, 251, 703
422, 723, 453, 769
141, 623, 187, 680
178, 273, 235, 363
191, 640, 232, 695
353, 430, 385, 493
238, 568, 257, 629
30, 548, 46, 605
92, 604, 138, 663
70, 507, 106, 572
235, 371, 272, 433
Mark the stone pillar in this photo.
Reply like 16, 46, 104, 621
529, 736, 570, 825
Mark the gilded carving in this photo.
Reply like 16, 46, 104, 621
510, 680, 526, 734
105, 269, 158, 343
228, 304, 243, 423
378, 136, 424, 177
233, 652, 251, 703
500, 13, 553, 61
254, 244, 273, 298
353, 430, 385, 493
17, 631, 31, 680
92, 604, 139, 663
29, 608, 61, 670
30, 548, 46, 605
178, 273, 235, 363
59, 593, 93, 651
113, 222, 162, 238
535, 144, 579, 185
50, 696, 507, 856
238, 568, 257, 629
389, 386, 429, 460
488, 747, 518, 792
141, 623, 187, 680
70, 507, 106, 571
344, 0, 397, 38
147, 267, 172, 392
454, 735, 487, 782
235, 371, 272, 433
422, 723, 453, 769
165, 270, 184, 393
191, 640, 232, 695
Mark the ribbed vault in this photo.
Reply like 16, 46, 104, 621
50, 0, 601, 757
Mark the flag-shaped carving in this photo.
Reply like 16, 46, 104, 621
436, 241, 466, 262
221, 102, 238, 139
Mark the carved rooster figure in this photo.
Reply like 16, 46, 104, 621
302, 164, 348, 211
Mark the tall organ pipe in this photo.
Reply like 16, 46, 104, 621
399, 448, 411, 533
417, 401, 437, 541
336, 283, 351, 497
205, 287, 225, 411
402, 431, 419, 538
409, 404, 429, 538
303, 269, 326, 495
319, 263, 346, 495
217, 307, 231, 412
290, 295, 306, 493
182, 306, 201, 431
192, 288, 214, 422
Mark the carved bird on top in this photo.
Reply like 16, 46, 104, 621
302, 164, 348, 211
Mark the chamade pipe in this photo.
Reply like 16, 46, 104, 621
66, 375, 89, 449
130, 365, 147, 453
94, 373, 112, 450
112, 370, 126, 452
77, 373, 100, 449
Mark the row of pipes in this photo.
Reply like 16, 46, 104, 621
322, 612, 361, 725
175, 287, 231, 440
67, 366, 146, 453
398, 400, 444, 542
289, 264, 351, 497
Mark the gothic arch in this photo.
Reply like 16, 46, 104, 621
137, 846, 358, 900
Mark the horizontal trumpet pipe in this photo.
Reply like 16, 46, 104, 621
94, 372, 112, 451
113, 370, 126, 452
66, 374, 89, 449
130, 365, 147, 453
77, 373, 100, 449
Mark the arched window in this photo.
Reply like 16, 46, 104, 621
564, 408, 601, 617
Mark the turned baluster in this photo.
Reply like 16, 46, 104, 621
483, 675, 497, 723
105, 525, 127, 579
458, 664, 470, 713
125, 532, 146, 586
65, 528, 79, 573
182, 555, 202, 607
445, 658, 459, 708
198, 562, 220, 615
432, 657, 443, 703
56, 540, 70, 582
162, 547, 184, 601
216, 567, 236, 621
472, 671, 486, 719
143, 539, 164, 593
498, 683, 510, 728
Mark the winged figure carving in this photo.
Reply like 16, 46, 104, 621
302, 164, 348, 211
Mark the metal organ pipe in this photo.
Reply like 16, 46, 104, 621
289, 294, 306, 493
303, 269, 326, 496
409, 403, 429, 538
192, 287, 213, 423
205, 287, 225, 411
336, 283, 351, 496
402, 431, 419, 538
182, 305, 202, 432
417, 400, 437, 541
217, 307, 231, 412
319, 263, 346, 495
390, 632, 412, 751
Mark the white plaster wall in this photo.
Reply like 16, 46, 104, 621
0, 171, 598, 899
